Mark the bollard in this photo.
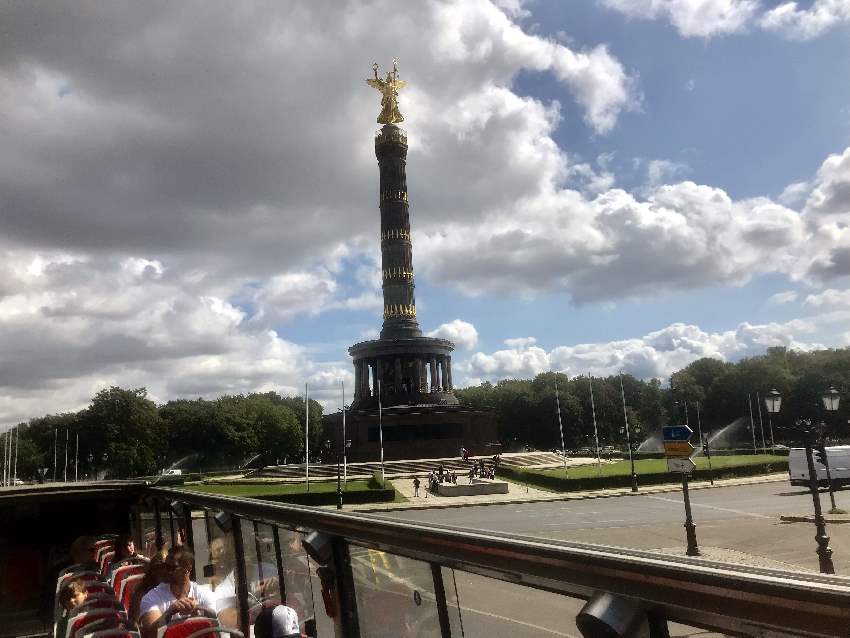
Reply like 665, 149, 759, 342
576, 592, 646, 638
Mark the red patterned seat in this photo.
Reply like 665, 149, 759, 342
158, 617, 218, 638
112, 564, 146, 596
66, 609, 127, 638
119, 574, 144, 611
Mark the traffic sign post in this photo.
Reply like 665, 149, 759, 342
662, 425, 692, 441
667, 457, 696, 473
663, 441, 695, 457
663, 424, 700, 556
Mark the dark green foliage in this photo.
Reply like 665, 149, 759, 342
13, 387, 317, 479
499, 459, 789, 492
457, 347, 850, 450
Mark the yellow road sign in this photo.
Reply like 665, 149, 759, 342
664, 441, 695, 457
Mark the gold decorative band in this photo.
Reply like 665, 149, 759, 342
374, 128, 408, 147
382, 267, 414, 280
381, 228, 411, 241
380, 189, 408, 203
383, 303, 417, 319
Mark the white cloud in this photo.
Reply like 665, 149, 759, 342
644, 159, 690, 189
427, 319, 480, 350
417, 179, 807, 302
504, 336, 538, 348
462, 319, 820, 385
598, 0, 760, 37
685, 78, 696, 91
0, 1, 648, 426
778, 181, 812, 207
600, 0, 850, 39
768, 290, 798, 305
804, 288, 850, 307
760, 0, 850, 39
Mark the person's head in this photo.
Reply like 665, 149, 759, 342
165, 546, 194, 586
115, 533, 135, 559
70, 536, 97, 565
254, 605, 300, 638
59, 578, 88, 611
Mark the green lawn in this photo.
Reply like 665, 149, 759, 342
182, 479, 408, 503
523, 454, 786, 480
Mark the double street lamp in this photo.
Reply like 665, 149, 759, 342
764, 387, 840, 574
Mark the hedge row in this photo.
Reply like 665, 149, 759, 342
622, 447, 790, 460
247, 487, 396, 506
498, 459, 788, 492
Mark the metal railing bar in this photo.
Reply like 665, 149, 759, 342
146, 487, 850, 637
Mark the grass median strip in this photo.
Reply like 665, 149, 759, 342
182, 478, 408, 504
501, 455, 787, 492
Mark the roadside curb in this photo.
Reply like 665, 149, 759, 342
351, 473, 788, 513
779, 514, 850, 524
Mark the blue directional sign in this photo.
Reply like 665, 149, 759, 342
662, 425, 693, 441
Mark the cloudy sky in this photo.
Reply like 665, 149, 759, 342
1, 0, 849, 428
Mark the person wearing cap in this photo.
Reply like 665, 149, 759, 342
254, 605, 301, 638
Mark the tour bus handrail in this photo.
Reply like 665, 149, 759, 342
148, 486, 850, 637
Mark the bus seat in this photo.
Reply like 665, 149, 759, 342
66, 609, 128, 638
100, 551, 117, 576
183, 629, 244, 638
119, 574, 145, 611
112, 564, 147, 595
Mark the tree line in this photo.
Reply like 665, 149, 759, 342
4, 387, 323, 480
456, 347, 850, 451
4, 346, 850, 480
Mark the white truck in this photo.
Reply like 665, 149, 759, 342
788, 446, 850, 486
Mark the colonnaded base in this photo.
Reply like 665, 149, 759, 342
436, 479, 509, 497
323, 404, 501, 463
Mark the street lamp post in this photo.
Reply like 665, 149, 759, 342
821, 386, 841, 513
765, 389, 835, 574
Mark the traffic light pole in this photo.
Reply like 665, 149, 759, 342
816, 443, 838, 512
804, 438, 835, 574
702, 435, 714, 486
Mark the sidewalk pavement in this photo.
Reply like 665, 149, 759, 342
347, 472, 790, 513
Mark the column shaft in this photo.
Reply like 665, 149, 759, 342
446, 356, 453, 391
429, 357, 438, 393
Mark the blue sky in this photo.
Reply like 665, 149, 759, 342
1, 0, 850, 425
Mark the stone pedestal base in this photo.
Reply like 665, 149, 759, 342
436, 480, 509, 496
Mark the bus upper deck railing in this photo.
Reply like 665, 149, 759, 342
147, 486, 850, 638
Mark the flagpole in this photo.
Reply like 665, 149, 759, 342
64, 428, 69, 482
755, 391, 766, 453
620, 372, 637, 493
378, 378, 385, 485
1, 432, 6, 486
554, 379, 567, 473
341, 380, 347, 487
747, 394, 757, 452
13, 426, 19, 483
589, 376, 601, 475
305, 383, 310, 492
74, 433, 79, 482
53, 428, 58, 482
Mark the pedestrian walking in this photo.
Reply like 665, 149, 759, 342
413, 477, 420, 497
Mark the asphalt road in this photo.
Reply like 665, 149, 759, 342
381, 481, 850, 572
354, 481, 850, 637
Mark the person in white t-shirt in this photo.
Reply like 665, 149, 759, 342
139, 546, 216, 638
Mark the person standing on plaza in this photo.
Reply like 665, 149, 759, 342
413, 476, 420, 497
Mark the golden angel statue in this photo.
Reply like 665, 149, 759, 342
367, 59, 407, 124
